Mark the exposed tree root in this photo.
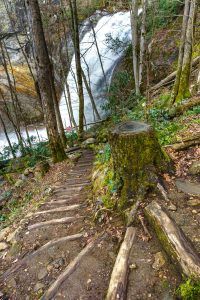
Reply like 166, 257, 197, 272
138, 215, 152, 241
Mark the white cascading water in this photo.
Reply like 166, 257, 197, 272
0, 11, 132, 152
60, 11, 132, 128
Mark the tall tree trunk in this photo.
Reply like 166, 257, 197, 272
131, 0, 140, 95
69, 0, 85, 138
0, 113, 16, 158
82, 69, 101, 121
170, 0, 190, 103
66, 83, 78, 130
198, 65, 200, 93
25, 0, 66, 163
139, 0, 148, 87
0, 40, 26, 154
174, 0, 196, 103
90, 21, 108, 91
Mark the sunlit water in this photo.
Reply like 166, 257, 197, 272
60, 11, 132, 128
0, 11, 132, 153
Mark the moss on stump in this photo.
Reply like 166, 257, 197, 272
109, 121, 169, 208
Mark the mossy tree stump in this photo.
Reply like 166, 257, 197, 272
109, 121, 168, 208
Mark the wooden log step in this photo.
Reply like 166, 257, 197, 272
48, 195, 84, 202
53, 187, 83, 192
46, 199, 80, 205
54, 181, 90, 187
33, 204, 81, 215
41, 233, 107, 300
3, 233, 83, 280
28, 216, 84, 230
106, 227, 136, 300
145, 201, 200, 277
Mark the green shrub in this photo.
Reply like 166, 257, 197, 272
65, 130, 78, 147
147, 0, 183, 37
102, 71, 141, 120
96, 144, 111, 164
26, 141, 50, 167
177, 278, 200, 300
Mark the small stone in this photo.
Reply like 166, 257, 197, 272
192, 210, 198, 214
34, 282, 45, 292
7, 278, 16, 288
0, 291, 3, 297
38, 268, 47, 280
14, 179, 24, 188
168, 203, 177, 211
52, 257, 65, 269
188, 161, 200, 175
7, 229, 18, 243
0, 227, 10, 242
86, 278, 92, 291
129, 263, 137, 269
0, 242, 8, 251
83, 138, 96, 145
152, 252, 165, 270
87, 278, 92, 284
47, 265, 53, 272
187, 199, 200, 207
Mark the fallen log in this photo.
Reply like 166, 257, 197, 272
106, 227, 136, 300
165, 133, 200, 151
41, 233, 107, 300
169, 96, 200, 117
145, 201, 200, 277
149, 56, 200, 92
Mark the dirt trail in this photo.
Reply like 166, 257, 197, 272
0, 149, 181, 300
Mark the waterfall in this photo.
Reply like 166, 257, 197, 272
59, 11, 132, 128
0, 11, 132, 152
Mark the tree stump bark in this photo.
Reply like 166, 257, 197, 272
109, 121, 168, 208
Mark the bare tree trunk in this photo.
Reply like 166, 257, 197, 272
90, 21, 108, 91
66, 83, 78, 129
69, 0, 84, 138
51, 80, 67, 147
131, 0, 140, 95
3, 0, 43, 110
0, 41, 26, 154
3, 42, 32, 148
0, 113, 16, 158
82, 69, 101, 121
174, 0, 196, 103
170, 0, 190, 103
25, 0, 66, 163
139, 0, 148, 87
198, 65, 200, 93
43, 20, 67, 147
